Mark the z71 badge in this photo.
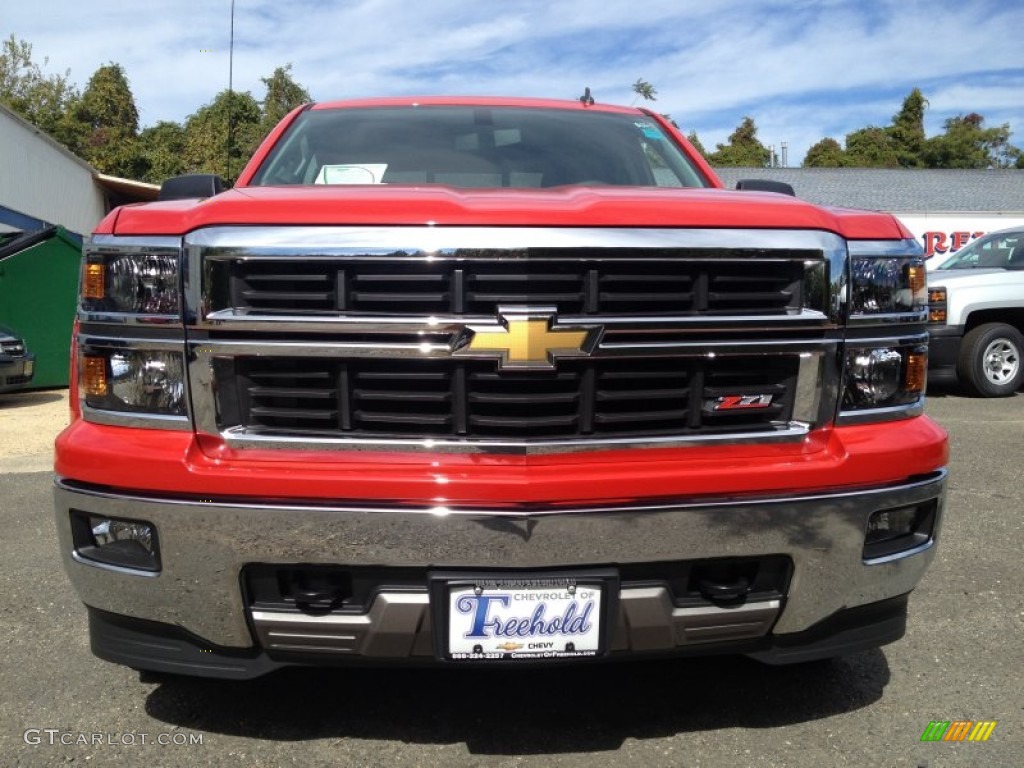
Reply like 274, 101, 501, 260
707, 394, 775, 411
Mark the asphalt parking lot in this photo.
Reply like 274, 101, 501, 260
1, 387, 1021, 767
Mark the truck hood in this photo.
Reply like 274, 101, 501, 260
928, 268, 1021, 289
100, 185, 906, 240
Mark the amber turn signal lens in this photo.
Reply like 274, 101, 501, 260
82, 355, 108, 397
908, 266, 926, 295
83, 263, 106, 300
906, 352, 927, 392
929, 308, 947, 323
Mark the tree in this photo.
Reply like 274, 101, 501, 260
138, 120, 187, 183
260, 63, 310, 135
183, 90, 262, 181
632, 78, 657, 103
0, 35, 80, 147
803, 137, 846, 168
74, 63, 142, 177
843, 126, 901, 168
708, 116, 771, 167
888, 87, 927, 168
686, 130, 709, 160
922, 113, 1021, 169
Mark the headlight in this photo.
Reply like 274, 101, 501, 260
850, 256, 927, 317
842, 343, 927, 410
82, 247, 180, 316
80, 348, 187, 416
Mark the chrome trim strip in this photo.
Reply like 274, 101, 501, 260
848, 311, 928, 325
863, 537, 935, 566
844, 333, 929, 346
77, 312, 183, 326
89, 235, 183, 249
79, 335, 188, 351
793, 352, 825, 424
186, 226, 847, 251
80, 405, 193, 431
197, 308, 834, 333
213, 425, 814, 455
54, 470, 947, 516
71, 551, 161, 578
836, 398, 926, 425
188, 336, 837, 358
847, 238, 923, 257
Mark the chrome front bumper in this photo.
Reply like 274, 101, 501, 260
54, 473, 945, 656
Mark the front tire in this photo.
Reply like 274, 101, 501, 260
957, 322, 1024, 397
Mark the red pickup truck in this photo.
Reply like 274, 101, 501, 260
55, 97, 948, 678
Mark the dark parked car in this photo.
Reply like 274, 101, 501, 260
0, 324, 35, 393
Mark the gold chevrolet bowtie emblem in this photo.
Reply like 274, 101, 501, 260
455, 310, 600, 370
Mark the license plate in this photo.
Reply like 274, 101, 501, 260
445, 577, 604, 661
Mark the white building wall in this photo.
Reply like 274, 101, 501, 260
0, 107, 107, 235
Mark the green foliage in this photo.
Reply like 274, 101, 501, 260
632, 78, 658, 102
686, 130, 709, 160
260, 64, 311, 135
888, 87, 927, 168
0, 35, 81, 147
803, 137, 845, 167
843, 126, 901, 168
708, 116, 771, 167
921, 113, 1021, 169
138, 121, 187, 183
74, 63, 143, 178
802, 88, 1021, 168
183, 90, 263, 182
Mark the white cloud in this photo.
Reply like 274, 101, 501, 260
5, 0, 1022, 163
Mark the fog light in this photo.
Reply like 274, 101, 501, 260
863, 501, 936, 561
70, 512, 160, 572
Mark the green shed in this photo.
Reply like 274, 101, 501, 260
0, 227, 81, 388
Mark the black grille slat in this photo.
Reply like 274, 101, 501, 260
594, 409, 688, 425
223, 356, 799, 441
250, 407, 339, 421
224, 256, 809, 317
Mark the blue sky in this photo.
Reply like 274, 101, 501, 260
7, 0, 1023, 164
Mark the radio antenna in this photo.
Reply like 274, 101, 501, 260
227, 0, 236, 180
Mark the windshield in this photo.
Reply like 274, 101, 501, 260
249, 106, 710, 190
935, 230, 1024, 270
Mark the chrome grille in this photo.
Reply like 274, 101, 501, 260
188, 226, 846, 451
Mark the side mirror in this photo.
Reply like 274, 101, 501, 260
158, 174, 227, 202
735, 179, 796, 197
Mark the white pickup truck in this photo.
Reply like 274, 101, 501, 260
927, 227, 1024, 396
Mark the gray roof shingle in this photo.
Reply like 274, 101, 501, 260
713, 168, 1024, 213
